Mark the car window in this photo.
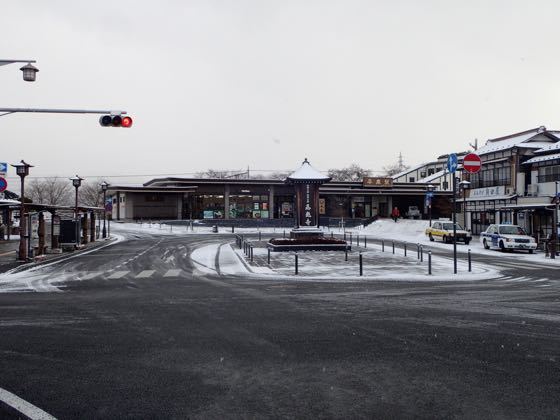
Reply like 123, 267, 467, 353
499, 225, 526, 235
432, 222, 440, 229
442, 223, 463, 230
487, 225, 496, 234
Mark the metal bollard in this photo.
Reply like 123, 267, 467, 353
250, 245, 254, 262
331, 231, 334, 238
258, 231, 262, 241
359, 252, 363, 276
357, 234, 359, 246
350, 232, 353, 243
295, 253, 299, 275
267, 248, 271, 265
428, 251, 432, 275
392, 241, 395, 254
417, 243, 420, 259
404, 243, 407, 257
170, 225, 173, 232
382, 240, 385, 252
344, 232, 347, 241
420, 245, 423, 262
283, 230, 286, 238
345, 247, 348, 261
232, 226, 234, 233
468, 249, 472, 272
364, 236, 367, 248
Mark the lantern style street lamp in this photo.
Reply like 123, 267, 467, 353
459, 180, 471, 230
100, 181, 109, 239
0, 59, 39, 82
11, 160, 33, 261
427, 184, 435, 227
70, 175, 84, 247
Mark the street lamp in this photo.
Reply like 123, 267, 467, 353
70, 175, 84, 247
552, 181, 559, 259
100, 181, 109, 239
459, 180, 471, 230
11, 160, 33, 261
427, 184, 435, 227
0, 59, 39, 82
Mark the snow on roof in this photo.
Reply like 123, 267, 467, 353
523, 153, 560, 165
0, 199, 21, 205
286, 158, 331, 182
476, 127, 559, 155
535, 141, 560, 154
418, 170, 447, 183
391, 162, 432, 180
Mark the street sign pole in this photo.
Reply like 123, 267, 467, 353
447, 153, 459, 275
452, 175, 457, 274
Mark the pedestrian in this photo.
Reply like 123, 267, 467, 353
391, 206, 400, 223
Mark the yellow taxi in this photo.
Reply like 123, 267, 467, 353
425, 220, 472, 245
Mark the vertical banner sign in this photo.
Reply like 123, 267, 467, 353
52, 215, 61, 236
304, 185, 312, 226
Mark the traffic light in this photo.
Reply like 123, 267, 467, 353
99, 115, 133, 127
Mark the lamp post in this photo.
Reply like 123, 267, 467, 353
100, 181, 109, 239
427, 184, 435, 227
552, 181, 559, 259
11, 160, 33, 261
459, 180, 471, 230
0, 59, 39, 81
70, 175, 84, 247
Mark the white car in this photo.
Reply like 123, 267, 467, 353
480, 224, 537, 253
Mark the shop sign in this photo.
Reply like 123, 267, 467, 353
363, 177, 393, 187
203, 210, 214, 219
52, 215, 61, 236
319, 198, 326, 215
281, 202, 292, 216
470, 186, 506, 198
30, 213, 39, 240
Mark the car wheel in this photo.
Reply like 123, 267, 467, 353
529, 249, 534, 254
464, 239, 470, 245
442, 235, 447, 244
483, 239, 489, 249
429, 234, 434, 242
499, 241, 506, 252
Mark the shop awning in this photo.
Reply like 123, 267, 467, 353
499, 203, 554, 210
465, 194, 517, 202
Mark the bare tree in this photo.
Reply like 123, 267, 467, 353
327, 164, 371, 181
27, 178, 73, 206
79, 180, 104, 207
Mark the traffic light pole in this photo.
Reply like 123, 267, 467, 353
0, 108, 128, 117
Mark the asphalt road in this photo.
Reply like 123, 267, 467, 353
0, 229, 559, 419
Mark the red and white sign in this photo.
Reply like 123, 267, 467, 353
463, 153, 482, 173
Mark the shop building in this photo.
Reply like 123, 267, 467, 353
107, 175, 452, 224
464, 126, 560, 239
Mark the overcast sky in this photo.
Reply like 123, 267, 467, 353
2, 0, 560, 185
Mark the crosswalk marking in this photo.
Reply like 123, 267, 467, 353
136, 270, 155, 278
164, 269, 182, 277
107, 271, 129, 279
81, 273, 99, 280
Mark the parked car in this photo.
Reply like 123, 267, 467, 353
480, 224, 537, 253
425, 220, 472, 244
406, 206, 421, 219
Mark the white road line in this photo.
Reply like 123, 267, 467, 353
106, 271, 129, 279
0, 386, 57, 420
135, 270, 155, 278
163, 269, 182, 277
81, 273, 99, 280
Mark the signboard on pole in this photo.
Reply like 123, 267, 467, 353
0, 162, 7, 174
463, 153, 482, 174
447, 153, 458, 173
0, 177, 7, 192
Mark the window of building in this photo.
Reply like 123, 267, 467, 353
420, 171, 427, 178
409, 177, 415, 183
537, 165, 560, 183
428, 168, 435, 176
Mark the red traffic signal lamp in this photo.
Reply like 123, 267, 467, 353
99, 115, 133, 127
